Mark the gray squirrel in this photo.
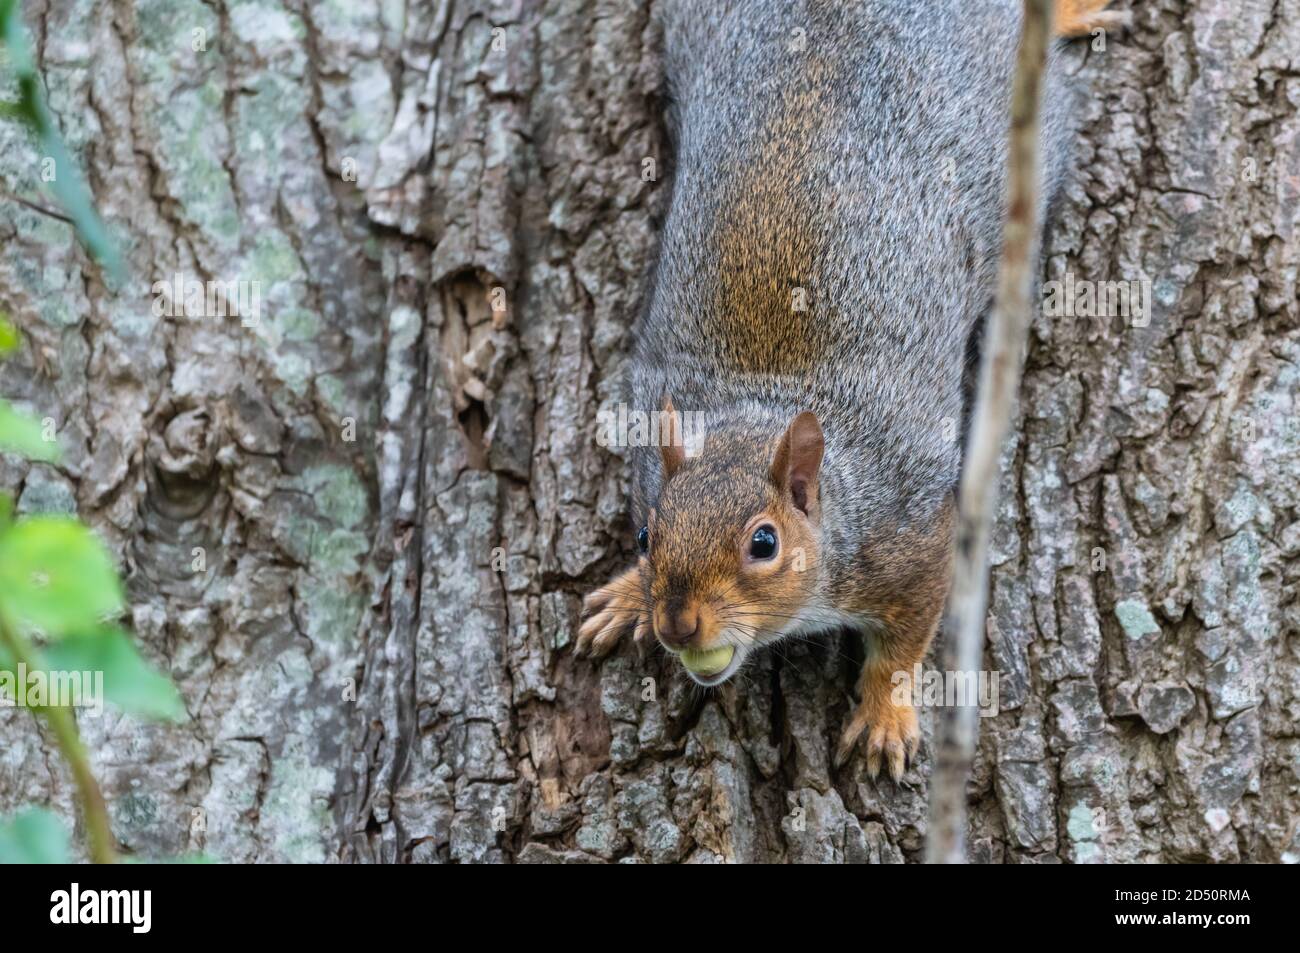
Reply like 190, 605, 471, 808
576, 0, 1125, 780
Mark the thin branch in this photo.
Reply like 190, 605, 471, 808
0, 616, 117, 864
0, 186, 75, 225
925, 0, 1054, 864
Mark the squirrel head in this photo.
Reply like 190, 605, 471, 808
638, 402, 825, 685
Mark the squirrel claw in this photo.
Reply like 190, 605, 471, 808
576, 606, 632, 657
835, 700, 919, 783
867, 734, 907, 783
633, 617, 653, 659
575, 566, 648, 659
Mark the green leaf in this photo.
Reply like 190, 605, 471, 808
0, 517, 123, 637
0, 807, 71, 864
0, 1, 124, 280
31, 113, 124, 279
0, 313, 17, 354
0, 490, 11, 528
43, 627, 186, 722
0, 400, 59, 461
0, 1, 31, 73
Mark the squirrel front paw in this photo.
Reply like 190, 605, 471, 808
575, 565, 651, 658
834, 696, 920, 783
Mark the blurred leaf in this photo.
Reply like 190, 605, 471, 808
30, 117, 123, 279
0, 313, 17, 354
0, 517, 122, 637
44, 627, 186, 722
0, 1, 123, 279
0, 1, 28, 71
0, 400, 59, 461
0, 489, 11, 528
0, 807, 70, 864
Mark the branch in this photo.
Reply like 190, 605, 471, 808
0, 186, 75, 225
0, 616, 117, 864
925, 0, 1054, 864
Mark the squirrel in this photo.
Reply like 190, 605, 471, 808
575, 0, 1123, 781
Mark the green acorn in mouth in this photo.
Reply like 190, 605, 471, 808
678, 645, 735, 677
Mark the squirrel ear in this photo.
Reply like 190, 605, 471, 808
660, 396, 685, 480
771, 412, 823, 515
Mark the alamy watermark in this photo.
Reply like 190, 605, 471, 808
596, 402, 706, 452
151, 272, 261, 327
1042, 272, 1152, 327
892, 664, 1000, 717
0, 664, 104, 717
50, 883, 151, 933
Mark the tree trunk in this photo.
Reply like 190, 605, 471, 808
0, 0, 1295, 863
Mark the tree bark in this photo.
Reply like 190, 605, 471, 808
0, 0, 1296, 863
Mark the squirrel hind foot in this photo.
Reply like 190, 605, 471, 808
1054, 0, 1132, 38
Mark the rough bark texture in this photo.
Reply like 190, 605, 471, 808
0, 0, 1296, 863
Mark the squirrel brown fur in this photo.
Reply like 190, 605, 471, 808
576, 0, 1121, 781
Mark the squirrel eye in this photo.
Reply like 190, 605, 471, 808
749, 525, 778, 560
637, 525, 649, 555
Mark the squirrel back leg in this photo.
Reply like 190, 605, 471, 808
1054, 0, 1131, 37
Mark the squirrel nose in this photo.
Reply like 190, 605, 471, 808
658, 605, 699, 648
